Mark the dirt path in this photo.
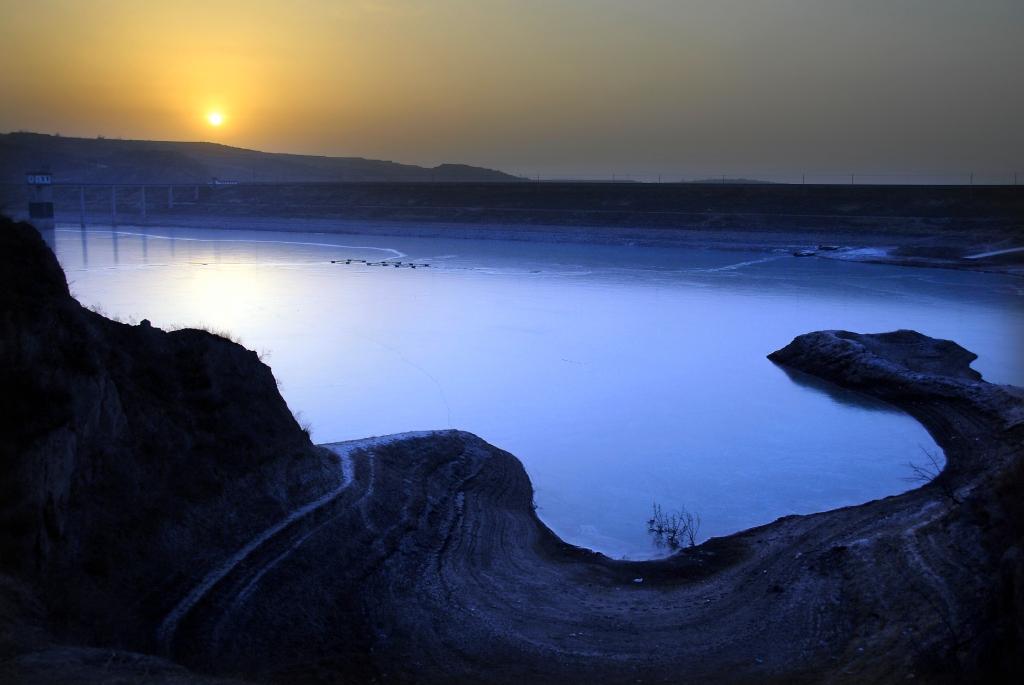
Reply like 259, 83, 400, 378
156, 432, 435, 656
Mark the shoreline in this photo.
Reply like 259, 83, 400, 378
171, 330, 1023, 683
4, 210, 1019, 679
5, 216, 1024, 683
52, 213, 1024, 277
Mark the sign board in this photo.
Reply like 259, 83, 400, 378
26, 172, 52, 185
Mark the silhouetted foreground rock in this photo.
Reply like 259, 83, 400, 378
0, 217, 335, 677
1, 216, 1022, 683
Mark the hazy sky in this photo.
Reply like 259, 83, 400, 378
2, 0, 1021, 178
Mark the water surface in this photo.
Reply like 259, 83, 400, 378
52, 224, 1024, 558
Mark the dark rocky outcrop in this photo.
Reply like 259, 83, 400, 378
0, 217, 336, 654
1, 216, 1022, 683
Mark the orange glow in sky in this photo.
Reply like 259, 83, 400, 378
0, 1, 1021, 176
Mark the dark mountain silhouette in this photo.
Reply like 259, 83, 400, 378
0, 132, 522, 184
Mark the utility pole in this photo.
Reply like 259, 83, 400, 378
168, 185, 174, 209
141, 186, 147, 220
111, 186, 118, 227
79, 186, 86, 228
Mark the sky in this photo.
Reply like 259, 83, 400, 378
1, 0, 1022, 179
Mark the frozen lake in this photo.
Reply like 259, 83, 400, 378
51, 225, 1024, 558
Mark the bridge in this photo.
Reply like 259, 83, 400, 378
2, 180, 213, 228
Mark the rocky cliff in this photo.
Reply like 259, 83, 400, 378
1, 216, 1022, 683
0, 216, 336, 655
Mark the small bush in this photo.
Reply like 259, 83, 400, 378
905, 446, 959, 505
294, 411, 313, 440
647, 501, 702, 549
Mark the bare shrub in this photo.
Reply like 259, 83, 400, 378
905, 446, 960, 505
294, 411, 313, 440
647, 502, 702, 550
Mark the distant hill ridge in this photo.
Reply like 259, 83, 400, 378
0, 132, 522, 184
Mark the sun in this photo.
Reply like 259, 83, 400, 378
207, 111, 224, 127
